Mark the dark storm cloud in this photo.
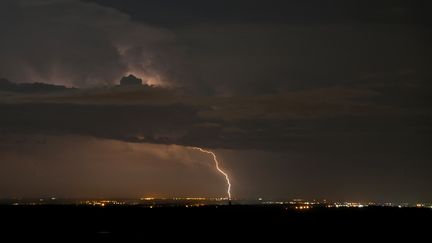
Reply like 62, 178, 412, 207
84, 0, 432, 95
0, 0, 181, 87
86, 0, 432, 26
2, 0, 431, 94
1, 0, 431, 201
0, 0, 430, 155
0, 78, 72, 93
0, 86, 430, 151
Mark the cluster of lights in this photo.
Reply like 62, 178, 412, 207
82, 200, 125, 207
263, 200, 321, 205
5, 198, 432, 209
295, 205, 311, 210
183, 204, 207, 208
328, 202, 366, 208
173, 197, 208, 201
141, 197, 228, 201
141, 197, 158, 201
263, 201, 285, 205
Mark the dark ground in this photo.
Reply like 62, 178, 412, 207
1, 205, 431, 239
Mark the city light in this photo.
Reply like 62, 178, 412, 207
2, 198, 432, 209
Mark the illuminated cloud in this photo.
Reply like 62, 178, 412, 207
0, 0, 178, 87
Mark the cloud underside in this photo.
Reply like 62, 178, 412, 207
0, 85, 430, 152
0, 135, 231, 198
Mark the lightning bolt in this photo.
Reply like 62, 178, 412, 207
191, 147, 232, 200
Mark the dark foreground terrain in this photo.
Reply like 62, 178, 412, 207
1, 205, 431, 239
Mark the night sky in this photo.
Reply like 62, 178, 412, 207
0, 0, 431, 202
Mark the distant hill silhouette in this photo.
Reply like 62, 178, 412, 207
0, 78, 72, 93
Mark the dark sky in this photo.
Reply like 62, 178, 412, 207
0, 0, 431, 202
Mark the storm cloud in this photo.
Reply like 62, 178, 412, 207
0, 0, 179, 87
88, 0, 432, 95
2, 0, 431, 94
0, 86, 430, 152
0, 0, 431, 201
